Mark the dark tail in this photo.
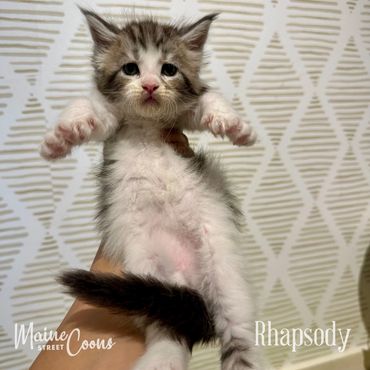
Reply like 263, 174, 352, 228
58, 269, 215, 347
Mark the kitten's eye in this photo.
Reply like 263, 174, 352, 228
122, 63, 140, 76
161, 63, 178, 77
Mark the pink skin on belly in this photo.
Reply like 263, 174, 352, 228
148, 228, 198, 284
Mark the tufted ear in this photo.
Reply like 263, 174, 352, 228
180, 13, 218, 51
79, 7, 119, 48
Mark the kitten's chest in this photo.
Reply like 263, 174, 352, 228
104, 135, 196, 206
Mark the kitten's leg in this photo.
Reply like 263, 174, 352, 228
123, 273, 191, 370
121, 235, 192, 370
40, 90, 119, 160
182, 92, 257, 146
200, 222, 261, 370
133, 324, 190, 370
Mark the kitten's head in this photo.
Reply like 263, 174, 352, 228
81, 8, 217, 123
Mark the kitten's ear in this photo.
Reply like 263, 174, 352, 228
79, 7, 119, 48
180, 13, 218, 51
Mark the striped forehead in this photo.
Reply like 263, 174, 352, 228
124, 21, 175, 57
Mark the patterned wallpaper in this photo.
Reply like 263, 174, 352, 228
1, 0, 370, 369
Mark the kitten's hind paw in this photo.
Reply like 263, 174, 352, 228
132, 340, 189, 370
133, 353, 187, 370
221, 345, 262, 370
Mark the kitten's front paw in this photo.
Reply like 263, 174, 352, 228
40, 118, 96, 160
40, 130, 73, 160
40, 99, 97, 160
202, 110, 256, 146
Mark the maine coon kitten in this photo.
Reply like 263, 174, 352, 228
40, 8, 261, 370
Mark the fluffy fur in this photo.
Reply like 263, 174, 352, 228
58, 269, 215, 349
40, 8, 260, 370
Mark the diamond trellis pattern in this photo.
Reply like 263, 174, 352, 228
198, 0, 265, 86
11, 235, 66, 333
287, 0, 341, 85
326, 37, 370, 142
287, 96, 341, 198
0, 1, 370, 369
248, 152, 304, 256
246, 33, 304, 146
325, 148, 370, 244
287, 207, 339, 315
0, 1, 65, 85
323, 267, 363, 348
0, 96, 54, 228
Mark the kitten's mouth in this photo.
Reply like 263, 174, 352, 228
144, 96, 158, 104
145, 96, 158, 104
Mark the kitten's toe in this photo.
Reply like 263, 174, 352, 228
233, 128, 257, 146
202, 111, 257, 146
201, 113, 216, 134
57, 117, 95, 145
40, 131, 71, 160
227, 120, 257, 146
202, 113, 227, 137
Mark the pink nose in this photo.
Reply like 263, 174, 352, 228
142, 84, 159, 94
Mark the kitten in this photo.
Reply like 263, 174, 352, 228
41, 8, 260, 370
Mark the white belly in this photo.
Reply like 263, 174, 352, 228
101, 131, 207, 286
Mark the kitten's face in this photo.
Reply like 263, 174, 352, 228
81, 9, 217, 123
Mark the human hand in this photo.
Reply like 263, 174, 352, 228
161, 128, 195, 158
30, 245, 145, 370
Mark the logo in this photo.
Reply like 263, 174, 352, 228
14, 323, 116, 356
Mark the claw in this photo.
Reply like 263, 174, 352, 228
202, 110, 256, 146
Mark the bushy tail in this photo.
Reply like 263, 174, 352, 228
58, 269, 215, 347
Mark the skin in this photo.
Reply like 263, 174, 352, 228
30, 129, 194, 370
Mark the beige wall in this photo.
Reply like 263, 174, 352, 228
0, 0, 370, 369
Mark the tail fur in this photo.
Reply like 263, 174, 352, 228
58, 269, 215, 347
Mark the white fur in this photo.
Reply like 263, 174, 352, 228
41, 90, 256, 159
39, 10, 262, 368
134, 324, 191, 370
100, 124, 258, 369
41, 90, 260, 369
41, 88, 260, 369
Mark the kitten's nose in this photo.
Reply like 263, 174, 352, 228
142, 84, 159, 94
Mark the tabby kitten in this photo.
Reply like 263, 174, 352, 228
40, 8, 260, 370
